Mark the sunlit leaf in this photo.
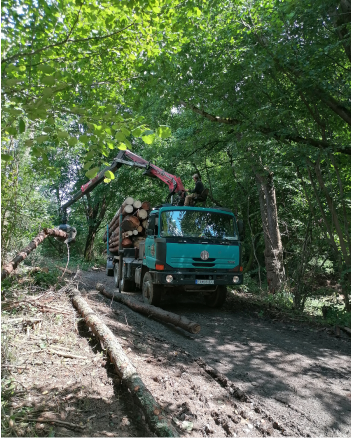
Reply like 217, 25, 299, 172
104, 170, 115, 180
85, 166, 100, 179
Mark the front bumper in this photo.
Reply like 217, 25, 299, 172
150, 271, 243, 286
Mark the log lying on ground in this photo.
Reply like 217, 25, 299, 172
70, 287, 178, 437
96, 284, 201, 334
1, 228, 68, 280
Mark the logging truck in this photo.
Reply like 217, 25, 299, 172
59, 149, 243, 307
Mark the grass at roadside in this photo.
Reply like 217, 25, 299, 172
229, 278, 351, 329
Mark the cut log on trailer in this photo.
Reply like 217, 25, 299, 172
136, 208, 148, 220
121, 215, 140, 231
1, 228, 68, 280
133, 199, 142, 209
96, 284, 201, 334
142, 219, 149, 229
123, 196, 134, 206
141, 201, 151, 211
70, 286, 178, 437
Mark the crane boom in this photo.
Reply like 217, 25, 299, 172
60, 149, 185, 216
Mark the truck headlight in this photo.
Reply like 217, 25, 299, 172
233, 276, 240, 284
166, 275, 173, 283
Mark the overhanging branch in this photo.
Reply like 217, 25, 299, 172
181, 101, 351, 156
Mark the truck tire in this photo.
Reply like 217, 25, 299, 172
106, 260, 114, 277
114, 263, 120, 290
205, 286, 227, 308
142, 272, 162, 306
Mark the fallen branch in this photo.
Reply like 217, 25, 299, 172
26, 417, 86, 430
56, 266, 75, 275
341, 326, 351, 336
48, 349, 87, 360
96, 284, 201, 334
69, 286, 179, 437
1, 228, 67, 280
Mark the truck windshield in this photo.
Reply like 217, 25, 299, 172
160, 210, 237, 239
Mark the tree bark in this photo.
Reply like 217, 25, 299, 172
70, 287, 179, 437
1, 228, 67, 280
96, 284, 201, 334
84, 193, 107, 261
255, 171, 285, 293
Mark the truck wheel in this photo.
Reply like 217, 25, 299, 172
205, 286, 227, 308
142, 272, 162, 306
114, 263, 120, 290
106, 260, 114, 277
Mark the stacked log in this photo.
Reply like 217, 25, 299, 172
104, 197, 151, 253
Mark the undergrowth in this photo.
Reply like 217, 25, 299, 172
234, 276, 351, 328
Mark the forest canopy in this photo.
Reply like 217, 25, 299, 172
2, 0, 351, 313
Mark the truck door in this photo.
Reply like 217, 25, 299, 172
144, 214, 158, 269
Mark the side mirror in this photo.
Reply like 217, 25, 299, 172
146, 216, 155, 236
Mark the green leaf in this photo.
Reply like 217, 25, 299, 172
115, 132, 126, 141
36, 135, 49, 144
85, 167, 100, 179
6, 127, 17, 136
121, 127, 131, 136
24, 139, 34, 147
107, 142, 115, 149
38, 65, 55, 74
32, 147, 43, 157
156, 125, 171, 138
104, 170, 115, 180
19, 119, 26, 133
42, 76, 56, 86
132, 127, 142, 137
118, 143, 127, 150
86, 150, 95, 159
79, 134, 89, 144
67, 137, 77, 146
57, 131, 69, 139
2, 153, 14, 161
84, 161, 94, 170
142, 132, 156, 144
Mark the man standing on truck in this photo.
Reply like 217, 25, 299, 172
184, 174, 204, 206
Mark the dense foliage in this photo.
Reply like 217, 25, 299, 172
2, 0, 350, 315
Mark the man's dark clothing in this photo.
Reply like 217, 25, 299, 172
190, 180, 204, 195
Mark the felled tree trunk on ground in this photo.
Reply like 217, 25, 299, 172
96, 284, 201, 334
255, 171, 285, 293
70, 287, 178, 437
1, 228, 67, 280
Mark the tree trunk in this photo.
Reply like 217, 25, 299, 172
70, 287, 178, 437
255, 171, 285, 293
1, 228, 67, 279
96, 284, 201, 334
84, 194, 107, 261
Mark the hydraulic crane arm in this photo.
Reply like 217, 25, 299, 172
60, 149, 185, 216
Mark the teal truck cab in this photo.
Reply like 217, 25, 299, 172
111, 204, 243, 307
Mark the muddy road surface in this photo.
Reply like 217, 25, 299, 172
81, 271, 351, 437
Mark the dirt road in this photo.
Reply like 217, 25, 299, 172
82, 271, 351, 437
